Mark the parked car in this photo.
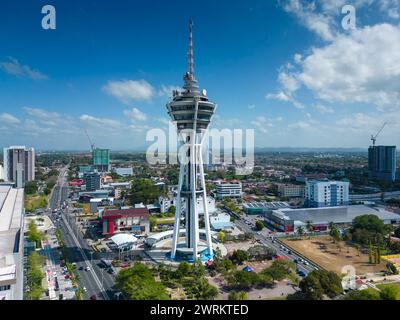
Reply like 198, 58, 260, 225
90, 294, 97, 300
297, 270, 306, 277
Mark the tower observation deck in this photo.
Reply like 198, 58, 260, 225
166, 20, 216, 260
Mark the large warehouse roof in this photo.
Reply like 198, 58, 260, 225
274, 205, 400, 225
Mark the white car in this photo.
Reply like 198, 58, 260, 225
85, 266, 91, 271
83, 287, 87, 292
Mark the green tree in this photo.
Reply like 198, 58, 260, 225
176, 261, 191, 278
350, 214, 389, 245
116, 263, 169, 300
25, 181, 38, 195
218, 231, 225, 244
231, 250, 248, 264
27, 220, 42, 248
262, 260, 293, 281
228, 270, 257, 290
329, 223, 341, 243
228, 291, 248, 300
343, 288, 381, 300
368, 241, 373, 264
380, 285, 399, 300
255, 220, 264, 231
297, 226, 305, 239
26, 252, 45, 300
149, 216, 157, 232
195, 278, 219, 300
299, 270, 343, 300
129, 179, 162, 205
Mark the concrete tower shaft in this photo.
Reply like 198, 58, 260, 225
167, 20, 216, 260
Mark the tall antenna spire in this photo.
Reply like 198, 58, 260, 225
188, 18, 195, 78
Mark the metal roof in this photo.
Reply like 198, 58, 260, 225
274, 205, 400, 225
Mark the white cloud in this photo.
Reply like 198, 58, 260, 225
0, 113, 20, 124
297, 24, 400, 109
123, 107, 148, 122
0, 57, 48, 80
314, 104, 334, 114
23, 107, 60, 119
159, 85, 181, 98
80, 114, 122, 128
281, 0, 336, 41
288, 121, 313, 131
379, 0, 400, 19
103, 80, 154, 103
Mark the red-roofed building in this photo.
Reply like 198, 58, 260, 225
102, 208, 150, 236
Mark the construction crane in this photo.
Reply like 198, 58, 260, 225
84, 129, 95, 151
371, 122, 387, 147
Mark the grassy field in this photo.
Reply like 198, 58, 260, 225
281, 236, 387, 275
25, 194, 48, 212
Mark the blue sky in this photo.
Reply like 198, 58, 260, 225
0, 0, 399, 150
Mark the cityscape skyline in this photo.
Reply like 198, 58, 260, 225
0, 0, 400, 150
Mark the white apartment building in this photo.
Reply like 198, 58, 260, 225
305, 180, 349, 208
215, 181, 242, 199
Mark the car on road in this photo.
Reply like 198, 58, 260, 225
288, 250, 292, 255
297, 270, 306, 277
79, 266, 84, 271
303, 261, 310, 266
85, 266, 91, 271
90, 294, 97, 300
83, 287, 87, 292
107, 268, 115, 274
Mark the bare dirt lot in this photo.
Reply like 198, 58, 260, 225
281, 236, 387, 275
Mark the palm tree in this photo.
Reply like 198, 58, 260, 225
306, 220, 313, 239
238, 291, 248, 300
297, 226, 305, 239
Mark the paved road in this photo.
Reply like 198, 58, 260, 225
48, 165, 116, 300
232, 215, 316, 275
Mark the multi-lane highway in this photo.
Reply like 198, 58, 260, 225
47, 166, 116, 300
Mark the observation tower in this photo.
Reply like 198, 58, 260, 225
167, 20, 217, 261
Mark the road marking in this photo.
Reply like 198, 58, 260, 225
61, 212, 110, 300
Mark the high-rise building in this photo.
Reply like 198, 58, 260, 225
3, 146, 35, 188
83, 172, 101, 191
368, 145, 397, 182
92, 148, 110, 172
168, 20, 215, 261
305, 180, 349, 208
